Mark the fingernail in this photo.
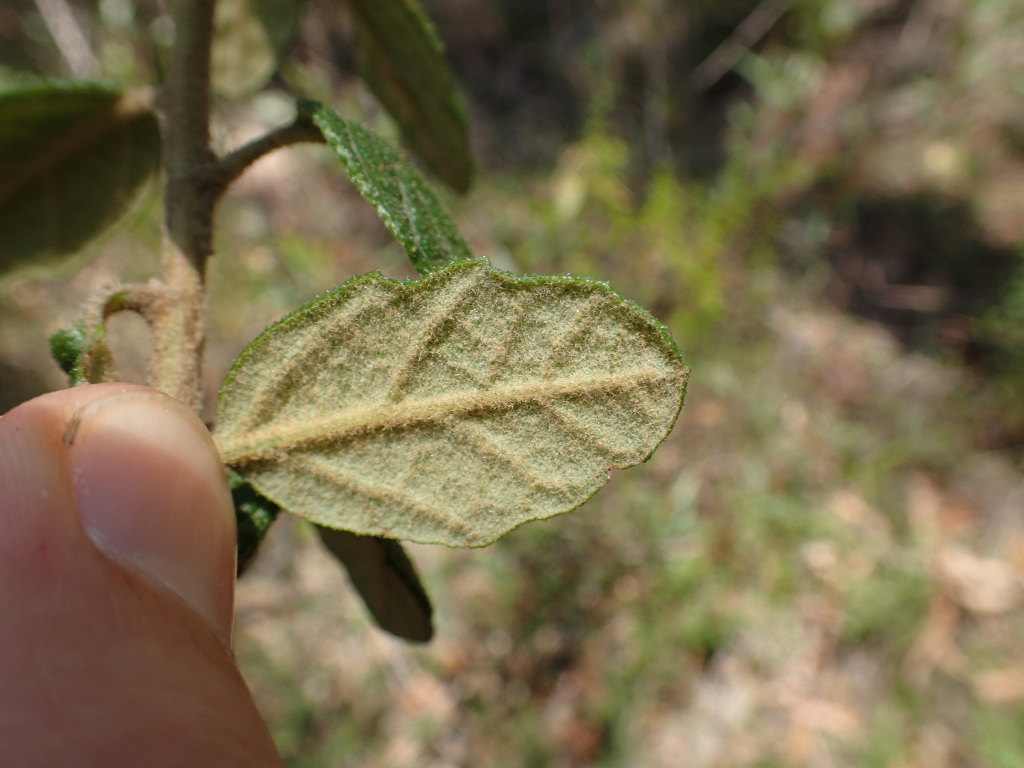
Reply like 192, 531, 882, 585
65, 391, 236, 641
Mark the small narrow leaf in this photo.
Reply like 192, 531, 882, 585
0, 82, 160, 269
301, 101, 472, 275
315, 526, 434, 643
347, 0, 472, 192
215, 259, 688, 547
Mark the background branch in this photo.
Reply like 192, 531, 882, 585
33, 0, 99, 78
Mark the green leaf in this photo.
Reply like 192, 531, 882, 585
347, 0, 472, 192
315, 526, 433, 643
301, 101, 472, 275
48, 317, 116, 386
0, 82, 160, 270
212, 0, 306, 98
49, 322, 89, 386
215, 258, 688, 547
228, 468, 282, 575
228, 470, 432, 642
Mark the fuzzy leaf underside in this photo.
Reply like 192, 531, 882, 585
300, 101, 472, 275
347, 0, 473, 192
0, 82, 160, 268
215, 259, 688, 547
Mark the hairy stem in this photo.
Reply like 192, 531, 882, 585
153, 0, 217, 409
208, 116, 324, 202
150, 249, 206, 410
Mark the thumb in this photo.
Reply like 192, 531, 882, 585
64, 385, 237, 639
0, 384, 236, 641
0, 385, 284, 765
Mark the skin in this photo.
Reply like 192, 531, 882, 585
0, 384, 282, 766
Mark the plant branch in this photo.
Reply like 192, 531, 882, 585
103, 283, 176, 321
76, 283, 180, 388
154, 0, 217, 410
163, 0, 217, 265
150, 251, 206, 410
207, 115, 325, 202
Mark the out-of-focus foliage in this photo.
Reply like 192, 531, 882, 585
0, 81, 160, 269
212, 0, 306, 98
348, 0, 473, 192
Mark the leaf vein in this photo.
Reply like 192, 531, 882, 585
446, 420, 580, 497
386, 266, 485, 399
289, 454, 469, 535
218, 368, 673, 463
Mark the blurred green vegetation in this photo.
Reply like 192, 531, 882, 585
2, 0, 1024, 766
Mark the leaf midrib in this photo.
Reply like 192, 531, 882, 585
216, 367, 676, 465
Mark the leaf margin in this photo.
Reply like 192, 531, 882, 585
215, 257, 688, 548
299, 99, 473, 275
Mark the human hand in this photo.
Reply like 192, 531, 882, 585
0, 384, 282, 766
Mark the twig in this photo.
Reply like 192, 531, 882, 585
207, 115, 325, 202
690, 0, 791, 92
32, 0, 99, 78
102, 283, 177, 322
